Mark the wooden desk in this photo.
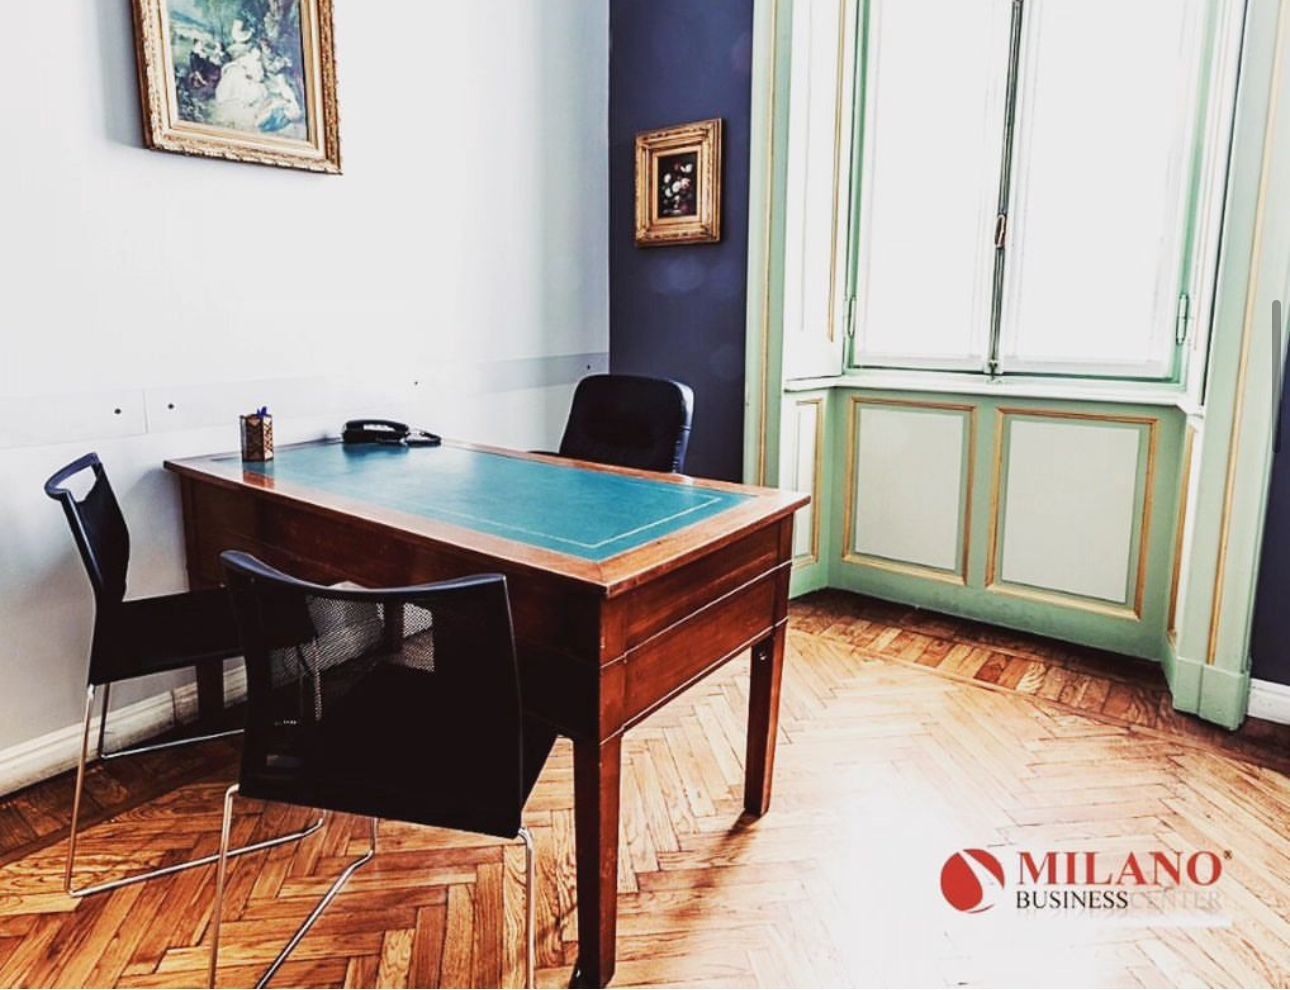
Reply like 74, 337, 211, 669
166, 440, 806, 987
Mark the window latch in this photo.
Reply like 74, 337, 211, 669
994, 213, 1008, 250
846, 296, 857, 338
1175, 292, 1191, 345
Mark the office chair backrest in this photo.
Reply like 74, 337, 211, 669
220, 552, 529, 838
44, 453, 130, 606
558, 374, 694, 473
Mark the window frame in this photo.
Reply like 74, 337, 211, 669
840, 0, 1245, 395
846, 0, 1013, 375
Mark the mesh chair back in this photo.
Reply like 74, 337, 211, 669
220, 552, 530, 838
44, 453, 130, 606
558, 374, 694, 473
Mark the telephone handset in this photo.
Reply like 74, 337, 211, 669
342, 419, 441, 447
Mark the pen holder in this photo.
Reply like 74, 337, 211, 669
240, 413, 274, 462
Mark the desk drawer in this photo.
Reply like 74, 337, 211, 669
622, 570, 779, 727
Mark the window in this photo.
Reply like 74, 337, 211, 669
847, 0, 1232, 382
853, 0, 1012, 371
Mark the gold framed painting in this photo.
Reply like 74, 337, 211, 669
131, 0, 341, 173
635, 118, 723, 246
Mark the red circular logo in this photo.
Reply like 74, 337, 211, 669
941, 849, 1006, 913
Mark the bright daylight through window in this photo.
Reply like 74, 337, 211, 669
849, 0, 1235, 382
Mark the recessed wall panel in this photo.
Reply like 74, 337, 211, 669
852, 405, 967, 573
787, 398, 822, 560
998, 418, 1142, 604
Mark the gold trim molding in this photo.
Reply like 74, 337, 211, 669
985, 407, 1160, 621
841, 396, 976, 584
790, 397, 827, 565
755, 0, 782, 486
1206, 0, 1290, 664
825, 0, 851, 344
844, 553, 968, 586
1168, 426, 1198, 641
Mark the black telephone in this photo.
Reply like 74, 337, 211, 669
342, 419, 441, 447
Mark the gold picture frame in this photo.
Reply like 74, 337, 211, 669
635, 118, 722, 246
131, 0, 341, 173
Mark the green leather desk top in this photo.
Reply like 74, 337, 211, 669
232, 442, 750, 562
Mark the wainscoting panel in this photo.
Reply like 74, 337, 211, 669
845, 398, 973, 582
0, 353, 608, 450
821, 388, 1186, 661
0, 389, 148, 449
991, 412, 1154, 613
786, 397, 824, 562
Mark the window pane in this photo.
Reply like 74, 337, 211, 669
998, 0, 1208, 378
853, 0, 1012, 370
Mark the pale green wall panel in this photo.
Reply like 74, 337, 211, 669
783, 390, 833, 597
1172, 0, 1290, 726
752, 0, 1289, 728
824, 389, 1186, 661
745, 0, 797, 488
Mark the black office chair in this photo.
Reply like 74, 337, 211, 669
210, 551, 555, 989
43, 453, 322, 897
556, 373, 694, 472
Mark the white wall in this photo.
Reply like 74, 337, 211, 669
0, 1, 609, 774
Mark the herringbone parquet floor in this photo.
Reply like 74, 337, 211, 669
0, 595, 1288, 988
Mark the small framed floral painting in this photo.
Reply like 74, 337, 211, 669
131, 0, 341, 173
635, 119, 722, 246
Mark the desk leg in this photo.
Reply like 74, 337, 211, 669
572, 735, 621, 988
744, 622, 786, 817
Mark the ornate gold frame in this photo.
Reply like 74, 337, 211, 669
131, 0, 341, 173
635, 119, 722, 246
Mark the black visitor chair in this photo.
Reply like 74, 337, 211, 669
43, 453, 322, 897
556, 373, 694, 472
210, 551, 555, 988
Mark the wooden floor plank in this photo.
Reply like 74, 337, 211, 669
0, 591, 1286, 987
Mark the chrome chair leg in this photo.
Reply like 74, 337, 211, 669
63, 686, 96, 893
208, 784, 239, 990
97, 676, 240, 761
210, 811, 378, 989
208, 817, 537, 990
518, 826, 536, 990
65, 685, 325, 899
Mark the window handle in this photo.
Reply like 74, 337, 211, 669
994, 213, 1008, 250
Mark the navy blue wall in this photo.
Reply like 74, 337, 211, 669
608, 0, 755, 481
1250, 427, 1290, 686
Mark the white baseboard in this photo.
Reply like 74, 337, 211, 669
0, 665, 247, 797
1248, 677, 1290, 725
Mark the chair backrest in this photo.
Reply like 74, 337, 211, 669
43, 453, 130, 606
219, 551, 529, 838
557, 374, 694, 473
